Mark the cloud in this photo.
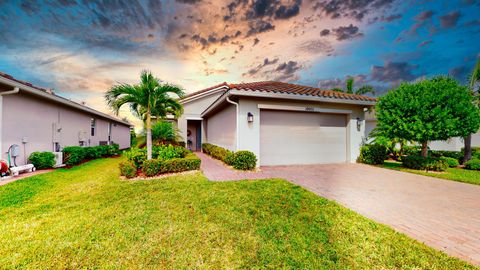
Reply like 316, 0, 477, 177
369, 13, 402, 24
440, 11, 461, 28
371, 61, 417, 83
275, 1, 302, 20
449, 65, 469, 82
415, 10, 434, 21
246, 20, 275, 36
297, 40, 334, 55
313, 0, 396, 21
273, 61, 302, 81
243, 57, 279, 76
176, 0, 202, 4
253, 37, 260, 46
332, 24, 364, 40
418, 40, 432, 47
320, 29, 330, 36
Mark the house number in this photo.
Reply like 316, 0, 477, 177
305, 107, 315, 111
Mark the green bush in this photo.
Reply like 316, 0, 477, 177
203, 143, 257, 170
465, 159, 480, 170
402, 145, 423, 156
154, 144, 187, 160
63, 144, 119, 166
402, 155, 448, 172
224, 150, 235, 166
429, 150, 463, 163
142, 153, 201, 177
28, 151, 56, 169
357, 144, 387, 165
125, 148, 147, 169
232, 151, 257, 170
119, 161, 137, 178
439, 156, 459, 168
461, 147, 480, 160
62, 146, 86, 165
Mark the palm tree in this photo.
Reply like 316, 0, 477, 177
464, 58, 480, 162
330, 77, 375, 95
346, 77, 354, 94
105, 70, 185, 159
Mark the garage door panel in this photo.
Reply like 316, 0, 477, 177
260, 110, 347, 166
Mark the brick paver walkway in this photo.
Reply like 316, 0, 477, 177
197, 152, 480, 265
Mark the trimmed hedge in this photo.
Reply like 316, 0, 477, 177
357, 144, 387, 165
402, 155, 448, 172
232, 151, 257, 170
63, 144, 119, 166
202, 143, 257, 170
125, 145, 189, 169
142, 153, 201, 177
119, 161, 137, 178
465, 159, 480, 170
429, 150, 463, 163
439, 156, 459, 168
28, 151, 56, 169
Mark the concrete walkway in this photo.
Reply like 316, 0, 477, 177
196, 152, 480, 265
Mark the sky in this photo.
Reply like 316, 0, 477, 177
0, 0, 479, 128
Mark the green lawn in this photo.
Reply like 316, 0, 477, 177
381, 161, 480, 186
0, 158, 476, 269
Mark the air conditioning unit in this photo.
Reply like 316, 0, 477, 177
78, 130, 87, 142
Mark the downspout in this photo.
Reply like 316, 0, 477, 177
0, 87, 20, 162
226, 95, 239, 151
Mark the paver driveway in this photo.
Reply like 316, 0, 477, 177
197, 152, 480, 265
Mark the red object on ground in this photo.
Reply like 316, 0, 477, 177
0, 160, 8, 174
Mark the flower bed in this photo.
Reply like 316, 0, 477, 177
121, 145, 201, 178
202, 143, 257, 170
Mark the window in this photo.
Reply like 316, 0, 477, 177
91, 118, 96, 136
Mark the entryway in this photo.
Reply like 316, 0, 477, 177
186, 120, 202, 151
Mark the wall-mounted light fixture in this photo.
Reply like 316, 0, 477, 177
247, 112, 254, 123
356, 117, 363, 131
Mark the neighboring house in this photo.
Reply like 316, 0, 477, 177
0, 72, 131, 166
178, 81, 376, 166
364, 110, 480, 151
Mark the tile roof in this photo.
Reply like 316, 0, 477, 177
229, 81, 377, 102
0, 71, 50, 92
182, 82, 229, 99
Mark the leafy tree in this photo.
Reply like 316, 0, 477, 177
464, 58, 480, 162
149, 121, 181, 143
346, 77, 354, 94
356, 85, 375, 95
331, 87, 343, 92
376, 76, 480, 157
105, 70, 185, 159
130, 128, 137, 147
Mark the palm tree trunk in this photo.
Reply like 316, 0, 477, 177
421, 141, 428, 157
146, 110, 152, 160
463, 134, 472, 163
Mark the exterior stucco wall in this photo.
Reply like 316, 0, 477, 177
1, 92, 130, 165
178, 92, 224, 144
205, 104, 236, 151
236, 97, 367, 166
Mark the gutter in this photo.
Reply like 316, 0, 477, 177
0, 87, 20, 96
226, 96, 239, 150
201, 89, 376, 117
0, 77, 130, 126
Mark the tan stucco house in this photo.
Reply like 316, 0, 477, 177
0, 72, 131, 166
178, 81, 376, 166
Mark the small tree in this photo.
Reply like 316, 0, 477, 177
376, 76, 480, 157
464, 58, 480, 162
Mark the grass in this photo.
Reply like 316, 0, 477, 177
381, 161, 480, 186
0, 158, 476, 269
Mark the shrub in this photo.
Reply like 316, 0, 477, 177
225, 150, 235, 166
63, 144, 120, 166
402, 155, 448, 172
357, 144, 387, 165
232, 151, 257, 170
429, 150, 463, 163
402, 145, 423, 156
28, 151, 56, 169
142, 153, 201, 177
119, 161, 137, 178
154, 144, 187, 160
62, 146, 86, 165
125, 148, 147, 169
439, 156, 459, 168
465, 159, 480, 170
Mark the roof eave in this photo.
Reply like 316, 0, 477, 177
0, 76, 131, 126
180, 85, 229, 104
201, 89, 376, 117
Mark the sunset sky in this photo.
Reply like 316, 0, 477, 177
0, 0, 479, 128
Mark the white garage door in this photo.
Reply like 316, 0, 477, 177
260, 110, 347, 166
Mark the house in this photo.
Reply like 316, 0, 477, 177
178, 81, 376, 166
0, 72, 131, 166
365, 110, 480, 151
